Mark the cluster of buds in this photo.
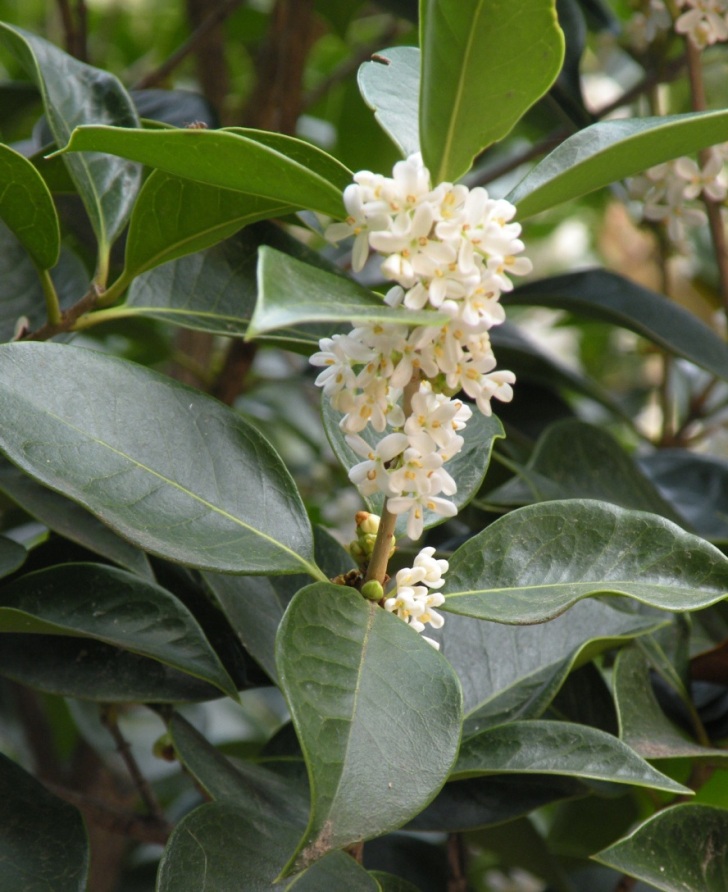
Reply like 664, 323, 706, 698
627, 148, 728, 249
349, 510, 395, 568
311, 152, 529, 541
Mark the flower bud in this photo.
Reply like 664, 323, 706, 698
355, 511, 380, 536
361, 580, 384, 601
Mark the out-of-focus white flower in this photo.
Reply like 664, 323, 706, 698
674, 151, 728, 201
627, 0, 672, 50
675, 0, 728, 49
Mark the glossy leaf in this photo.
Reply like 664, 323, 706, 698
485, 419, 686, 526
614, 646, 728, 762
639, 451, 728, 542
442, 500, 728, 623
419, 0, 565, 182
509, 109, 728, 217
409, 773, 586, 832
286, 853, 381, 891
121, 170, 292, 282
0, 753, 88, 892
60, 126, 346, 218
0, 142, 59, 269
250, 246, 445, 338
595, 804, 728, 892
0, 563, 237, 697
506, 270, 728, 383
453, 720, 689, 793
0, 222, 88, 344
157, 801, 302, 891
276, 583, 462, 873
0, 342, 321, 577
118, 224, 333, 350
0, 24, 141, 257
0, 458, 152, 579
371, 873, 421, 892
323, 399, 503, 536
358, 46, 420, 158
169, 712, 309, 825
0, 633, 221, 702
0, 536, 26, 580
440, 599, 665, 733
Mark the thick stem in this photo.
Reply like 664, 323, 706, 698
39, 267, 62, 327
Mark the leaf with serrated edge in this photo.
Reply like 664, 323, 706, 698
250, 246, 445, 339
442, 500, 728, 623
276, 583, 462, 875
0, 754, 88, 892
358, 46, 420, 158
419, 0, 564, 182
0, 143, 59, 269
595, 804, 728, 892
509, 110, 728, 217
453, 720, 689, 793
0, 564, 237, 698
0, 342, 322, 577
58, 126, 345, 218
506, 270, 728, 383
0, 24, 141, 256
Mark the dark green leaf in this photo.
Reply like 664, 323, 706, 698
250, 246, 445, 338
276, 583, 462, 873
419, 0, 565, 182
440, 600, 665, 733
443, 500, 728, 623
323, 399, 504, 536
0, 536, 26, 580
595, 804, 728, 892
0, 342, 321, 577
0, 753, 88, 892
0, 142, 59, 269
0, 24, 141, 260
358, 47, 420, 158
60, 126, 346, 218
408, 773, 586, 832
370, 872, 421, 892
486, 419, 686, 526
509, 110, 728, 217
121, 170, 292, 282
0, 221, 88, 344
639, 451, 728, 542
614, 646, 728, 762
0, 458, 152, 579
157, 801, 302, 891
286, 853, 380, 891
0, 633, 221, 702
0, 563, 237, 697
169, 712, 309, 825
453, 720, 689, 793
506, 270, 728, 383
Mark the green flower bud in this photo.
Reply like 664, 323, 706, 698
152, 732, 177, 762
361, 580, 384, 601
355, 511, 381, 536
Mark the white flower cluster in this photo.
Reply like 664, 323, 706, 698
626, 0, 728, 50
627, 147, 728, 248
627, 0, 672, 50
675, 0, 728, 49
384, 547, 448, 649
311, 153, 529, 540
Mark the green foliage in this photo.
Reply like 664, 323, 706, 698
0, 2, 727, 890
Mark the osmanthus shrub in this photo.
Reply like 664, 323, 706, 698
1, 1, 728, 890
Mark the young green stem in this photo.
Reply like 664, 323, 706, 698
38, 267, 62, 327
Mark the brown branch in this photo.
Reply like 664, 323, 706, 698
684, 39, 728, 319
43, 780, 172, 845
185, 0, 232, 120
75, 0, 88, 63
132, 0, 245, 90
101, 706, 165, 823
19, 284, 102, 342
614, 875, 637, 892
446, 833, 468, 892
